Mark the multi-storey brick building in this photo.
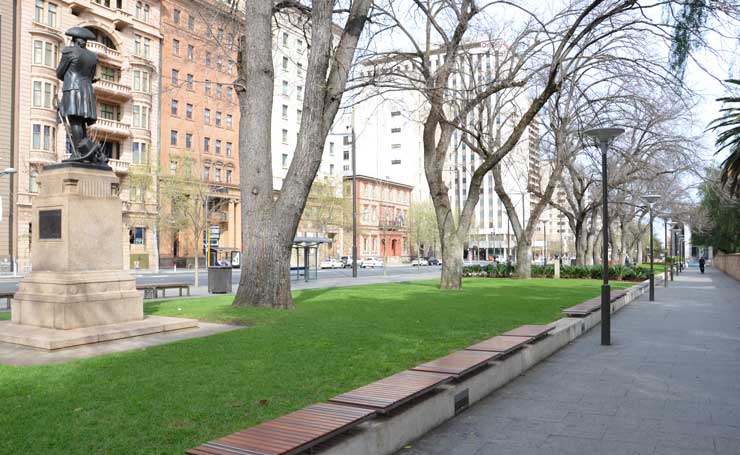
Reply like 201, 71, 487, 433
0, 1, 16, 272
157, 4, 344, 267
345, 175, 411, 264
11, 0, 161, 271
157, 0, 242, 267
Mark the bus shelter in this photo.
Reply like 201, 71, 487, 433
292, 236, 333, 282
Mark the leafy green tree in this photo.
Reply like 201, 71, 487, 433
708, 79, 740, 197
691, 168, 740, 252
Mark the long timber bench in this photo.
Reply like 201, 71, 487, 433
137, 282, 190, 299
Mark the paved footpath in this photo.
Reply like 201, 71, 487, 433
397, 267, 740, 455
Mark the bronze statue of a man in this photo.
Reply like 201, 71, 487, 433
56, 26, 107, 164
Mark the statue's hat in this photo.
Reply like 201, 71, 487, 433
65, 27, 96, 41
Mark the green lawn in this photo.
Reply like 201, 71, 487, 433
0, 278, 632, 455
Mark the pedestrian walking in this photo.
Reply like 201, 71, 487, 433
699, 257, 706, 274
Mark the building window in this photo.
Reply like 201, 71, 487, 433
391, 143, 401, 149
33, 40, 58, 67
216, 83, 223, 97
282, 57, 289, 72
215, 139, 221, 155
169, 160, 177, 174
391, 159, 402, 165
132, 142, 148, 164
171, 99, 178, 116
130, 227, 146, 245
282, 32, 289, 47
343, 150, 349, 160
282, 80, 289, 95
186, 73, 193, 89
296, 39, 303, 53
226, 114, 233, 128
172, 39, 180, 56
100, 103, 115, 120
282, 104, 288, 119
100, 66, 117, 82
171, 69, 179, 85
226, 169, 232, 184
35, 1, 57, 27
391, 111, 401, 116
205, 80, 211, 96
216, 57, 222, 71
134, 34, 150, 58
132, 105, 149, 128
296, 85, 303, 100
215, 167, 222, 182
173, 8, 180, 23
329, 142, 335, 156
226, 142, 232, 156
170, 130, 178, 146
227, 61, 234, 74
29, 171, 39, 193
391, 128, 401, 133
282, 129, 288, 144
297, 63, 303, 78
203, 165, 210, 181
215, 111, 222, 127
185, 133, 193, 149
133, 70, 149, 93
330, 164, 334, 175
32, 81, 55, 109
282, 153, 289, 168
217, 28, 224, 42
205, 52, 211, 67
185, 103, 193, 120
204, 108, 211, 124
203, 137, 210, 153
188, 14, 194, 30
187, 44, 194, 61
297, 109, 302, 124
31, 124, 55, 151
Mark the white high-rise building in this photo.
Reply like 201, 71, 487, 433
348, 40, 541, 260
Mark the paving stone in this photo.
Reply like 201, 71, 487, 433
392, 269, 740, 455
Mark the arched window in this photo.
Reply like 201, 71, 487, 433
84, 27, 116, 50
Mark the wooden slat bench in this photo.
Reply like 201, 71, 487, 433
465, 335, 531, 355
329, 370, 453, 413
502, 324, 554, 342
0, 291, 13, 310
136, 283, 190, 299
411, 350, 499, 378
562, 289, 629, 317
185, 403, 375, 455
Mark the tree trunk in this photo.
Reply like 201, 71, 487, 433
193, 228, 200, 288
440, 234, 463, 289
235, 227, 293, 308
515, 238, 532, 278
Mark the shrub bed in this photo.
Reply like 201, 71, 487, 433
462, 263, 650, 281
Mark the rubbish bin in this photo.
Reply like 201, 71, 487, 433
208, 266, 232, 293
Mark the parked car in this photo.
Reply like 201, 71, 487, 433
533, 258, 546, 266
319, 258, 343, 269
340, 256, 361, 268
411, 258, 429, 266
428, 257, 442, 266
362, 257, 384, 268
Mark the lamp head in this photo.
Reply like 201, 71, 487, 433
583, 127, 625, 143
1, 167, 16, 175
643, 194, 661, 205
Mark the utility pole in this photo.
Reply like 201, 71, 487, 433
351, 115, 358, 278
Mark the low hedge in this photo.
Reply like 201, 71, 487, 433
462, 263, 650, 281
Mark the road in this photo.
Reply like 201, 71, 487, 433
0, 265, 441, 293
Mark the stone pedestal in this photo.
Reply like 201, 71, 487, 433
1, 163, 196, 350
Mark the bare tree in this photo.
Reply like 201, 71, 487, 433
233, 1, 372, 308
359, 0, 653, 289
160, 155, 228, 287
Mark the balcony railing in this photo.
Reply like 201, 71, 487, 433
90, 118, 131, 138
108, 158, 129, 174
87, 41, 122, 64
28, 149, 57, 165
113, 8, 133, 30
94, 79, 132, 101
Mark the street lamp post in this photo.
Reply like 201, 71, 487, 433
643, 195, 660, 301
663, 217, 669, 287
584, 127, 624, 346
